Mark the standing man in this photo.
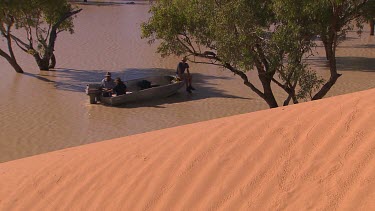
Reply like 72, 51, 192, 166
177, 57, 195, 93
101, 72, 116, 97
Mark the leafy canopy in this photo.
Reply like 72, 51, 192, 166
0, 0, 80, 71
142, 0, 373, 106
142, 0, 325, 104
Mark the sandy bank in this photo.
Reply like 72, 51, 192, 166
0, 89, 374, 210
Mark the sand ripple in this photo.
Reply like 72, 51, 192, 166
0, 89, 374, 210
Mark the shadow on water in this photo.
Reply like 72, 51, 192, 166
120, 70, 252, 108
23, 67, 252, 108
315, 43, 375, 49
307, 57, 375, 72
337, 44, 375, 49
23, 72, 56, 83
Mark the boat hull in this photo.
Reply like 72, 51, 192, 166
86, 75, 184, 106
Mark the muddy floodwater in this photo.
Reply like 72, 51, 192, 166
1, 1, 374, 162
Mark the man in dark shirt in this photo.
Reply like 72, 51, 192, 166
176, 57, 195, 93
113, 78, 127, 96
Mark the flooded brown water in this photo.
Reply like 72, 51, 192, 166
1, 1, 374, 162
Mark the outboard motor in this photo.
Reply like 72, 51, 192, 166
86, 84, 102, 104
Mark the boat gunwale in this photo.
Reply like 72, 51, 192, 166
109, 79, 184, 100
97, 75, 184, 105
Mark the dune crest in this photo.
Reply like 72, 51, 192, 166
1, 89, 375, 210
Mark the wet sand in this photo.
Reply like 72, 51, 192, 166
0, 2, 374, 162
1, 89, 374, 210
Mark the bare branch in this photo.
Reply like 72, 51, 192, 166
53, 9, 82, 30
178, 32, 197, 53
271, 78, 286, 90
13, 40, 29, 53
189, 60, 225, 67
10, 34, 30, 49
176, 37, 195, 54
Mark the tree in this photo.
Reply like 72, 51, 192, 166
142, 0, 373, 108
142, 0, 324, 108
362, 0, 375, 35
0, 1, 25, 73
0, 0, 81, 72
304, 0, 374, 100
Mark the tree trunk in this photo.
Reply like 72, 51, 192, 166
312, 73, 341, 100
223, 62, 278, 108
264, 93, 278, 108
283, 95, 292, 106
321, 38, 330, 60
34, 54, 50, 70
8, 57, 24, 73
292, 95, 298, 104
0, 30, 24, 73
0, 49, 24, 73
263, 90, 278, 108
370, 19, 374, 36
49, 53, 56, 69
312, 39, 341, 100
34, 8, 81, 71
259, 76, 278, 108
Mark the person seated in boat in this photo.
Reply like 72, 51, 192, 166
113, 77, 127, 96
101, 72, 116, 97
177, 56, 196, 93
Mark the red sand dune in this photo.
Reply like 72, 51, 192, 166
0, 89, 374, 210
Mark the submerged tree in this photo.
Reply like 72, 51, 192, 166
0, 1, 24, 73
362, 0, 375, 35
142, 0, 322, 108
142, 0, 373, 108
303, 0, 375, 99
0, 0, 81, 72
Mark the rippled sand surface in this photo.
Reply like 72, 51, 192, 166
1, 89, 374, 210
0, 2, 374, 162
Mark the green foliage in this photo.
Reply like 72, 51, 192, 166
0, 0, 80, 71
362, 0, 375, 20
142, 0, 277, 69
142, 0, 372, 106
142, 0, 321, 105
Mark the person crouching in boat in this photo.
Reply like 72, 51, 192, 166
101, 72, 116, 97
113, 77, 127, 96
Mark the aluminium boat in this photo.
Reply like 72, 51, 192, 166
86, 75, 184, 106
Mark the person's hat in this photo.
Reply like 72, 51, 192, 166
105, 72, 111, 77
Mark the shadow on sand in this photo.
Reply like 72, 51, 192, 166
24, 67, 252, 108
307, 56, 375, 72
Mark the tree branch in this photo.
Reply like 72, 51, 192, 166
223, 62, 265, 99
5, 18, 16, 59
188, 50, 265, 99
271, 78, 287, 90
176, 37, 195, 54
53, 9, 82, 30
189, 60, 225, 67
10, 34, 31, 50
45, 24, 51, 42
